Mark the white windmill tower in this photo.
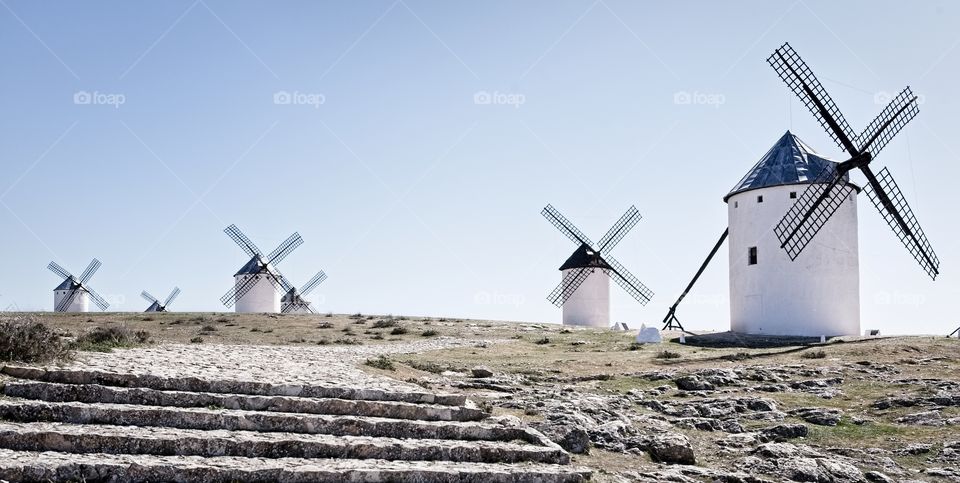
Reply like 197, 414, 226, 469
542, 205, 654, 328
221, 224, 303, 313
47, 259, 110, 313
661, 43, 939, 338
141, 287, 181, 312
724, 131, 861, 336
281, 271, 327, 314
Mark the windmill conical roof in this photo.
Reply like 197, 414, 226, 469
234, 256, 270, 276
559, 244, 612, 271
724, 131, 853, 202
54, 277, 78, 291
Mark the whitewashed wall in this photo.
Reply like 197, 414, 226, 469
234, 275, 281, 313
727, 183, 860, 336
562, 268, 610, 328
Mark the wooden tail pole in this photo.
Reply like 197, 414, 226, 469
662, 228, 729, 332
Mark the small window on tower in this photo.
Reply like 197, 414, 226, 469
790, 191, 797, 199
757, 195, 764, 203
748, 247, 758, 265
734, 201, 738, 208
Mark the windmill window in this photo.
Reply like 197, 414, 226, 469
757, 195, 763, 203
734, 201, 738, 208
790, 191, 797, 199
748, 247, 758, 265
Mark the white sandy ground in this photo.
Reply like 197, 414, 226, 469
44, 337, 498, 392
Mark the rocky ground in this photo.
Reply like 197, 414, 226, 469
3, 312, 959, 482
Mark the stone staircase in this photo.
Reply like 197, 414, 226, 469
0, 366, 590, 482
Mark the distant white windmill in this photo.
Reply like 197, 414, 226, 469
141, 287, 181, 312
221, 224, 303, 313
541, 205, 654, 328
281, 271, 328, 314
47, 259, 110, 313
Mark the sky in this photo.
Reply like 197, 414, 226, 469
1, 0, 958, 335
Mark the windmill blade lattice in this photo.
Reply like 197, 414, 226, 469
55, 289, 80, 312
224, 224, 262, 258
78, 259, 101, 285
87, 287, 110, 311
864, 167, 940, 279
768, 43, 858, 152
300, 271, 328, 296
141, 291, 159, 304
604, 254, 654, 305
774, 164, 856, 260
598, 206, 641, 253
856, 87, 919, 156
542, 204, 595, 248
47, 262, 72, 280
265, 233, 303, 265
164, 287, 181, 308
547, 267, 593, 307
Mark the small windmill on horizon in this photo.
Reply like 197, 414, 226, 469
541, 204, 653, 328
47, 259, 110, 313
141, 287, 181, 312
220, 224, 303, 313
281, 271, 328, 314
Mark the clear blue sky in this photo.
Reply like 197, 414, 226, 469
1, 1, 957, 334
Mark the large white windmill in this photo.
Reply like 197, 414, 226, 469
47, 259, 110, 313
281, 271, 327, 314
141, 287, 181, 312
221, 224, 303, 313
661, 43, 939, 338
541, 204, 654, 328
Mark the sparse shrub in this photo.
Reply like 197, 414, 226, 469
721, 352, 752, 361
656, 350, 682, 359
373, 319, 398, 328
628, 342, 644, 351
250, 327, 262, 332
325, 312, 333, 318
438, 318, 448, 322
317, 339, 330, 345
317, 322, 333, 329
74, 326, 151, 352
190, 336, 204, 344
216, 318, 229, 323
370, 332, 384, 340
560, 328, 572, 334
364, 355, 395, 371
801, 349, 827, 359
535, 337, 550, 345
349, 313, 363, 319
390, 326, 408, 335
0, 316, 71, 362
421, 329, 439, 337
200, 325, 217, 333
141, 316, 154, 322
333, 337, 362, 345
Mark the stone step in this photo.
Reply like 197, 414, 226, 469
2, 365, 466, 406
2, 380, 485, 422
0, 399, 545, 445
0, 422, 570, 465
0, 449, 591, 483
